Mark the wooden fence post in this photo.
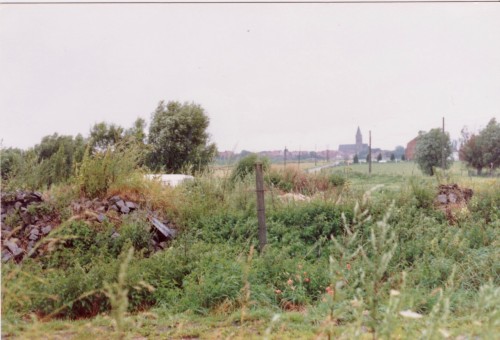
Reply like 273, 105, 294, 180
255, 162, 267, 252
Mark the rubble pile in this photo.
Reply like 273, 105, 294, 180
1, 191, 57, 263
435, 184, 473, 223
1, 191, 177, 263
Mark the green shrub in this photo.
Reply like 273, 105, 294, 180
266, 170, 293, 192
76, 143, 142, 199
230, 154, 270, 182
113, 213, 152, 255
328, 173, 346, 187
409, 177, 435, 209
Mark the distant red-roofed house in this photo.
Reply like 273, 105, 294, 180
405, 137, 419, 160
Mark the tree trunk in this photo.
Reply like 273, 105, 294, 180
477, 167, 482, 176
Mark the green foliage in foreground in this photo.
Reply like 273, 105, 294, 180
2, 171, 500, 339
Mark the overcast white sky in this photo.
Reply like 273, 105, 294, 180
1, 1, 499, 152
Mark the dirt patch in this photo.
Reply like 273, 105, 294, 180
435, 184, 473, 224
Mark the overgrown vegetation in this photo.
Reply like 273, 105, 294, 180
2, 155, 499, 338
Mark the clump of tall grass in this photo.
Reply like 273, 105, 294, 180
266, 168, 346, 196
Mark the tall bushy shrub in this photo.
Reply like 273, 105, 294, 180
77, 144, 142, 198
231, 154, 270, 182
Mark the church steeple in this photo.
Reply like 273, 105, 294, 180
356, 126, 362, 146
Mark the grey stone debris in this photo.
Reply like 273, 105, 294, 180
111, 232, 120, 239
109, 196, 121, 204
2, 250, 13, 262
41, 225, 52, 235
115, 199, 125, 208
21, 212, 31, 225
150, 217, 176, 239
116, 200, 130, 214
97, 213, 107, 223
448, 193, 457, 204
14, 201, 22, 210
437, 194, 448, 204
5, 240, 23, 256
125, 201, 137, 210
27, 241, 35, 251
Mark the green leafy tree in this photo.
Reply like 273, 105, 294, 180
0, 147, 23, 180
125, 118, 147, 144
33, 133, 87, 185
89, 122, 124, 151
147, 101, 217, 174
460, 118, 500, 175
460, 132, 484, 175
353, 154, 359, 164
415, 128, 452, 176
478, 118, 500, 171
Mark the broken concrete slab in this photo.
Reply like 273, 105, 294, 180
150, 217, 176, 239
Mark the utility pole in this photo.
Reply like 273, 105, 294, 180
369, 130, 372, 174
298, 148, 301, 169
315, 144, 317, 166
327, 145, 330, 163
441, 117, 446, 170
284, 146, 287, 169
255, 162, 267, 252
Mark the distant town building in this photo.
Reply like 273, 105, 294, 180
405, 136, 419, 160
338, 127, 369, 157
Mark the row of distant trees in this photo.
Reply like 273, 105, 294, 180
1, 101, 217, 189
413, 118, 499, 176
